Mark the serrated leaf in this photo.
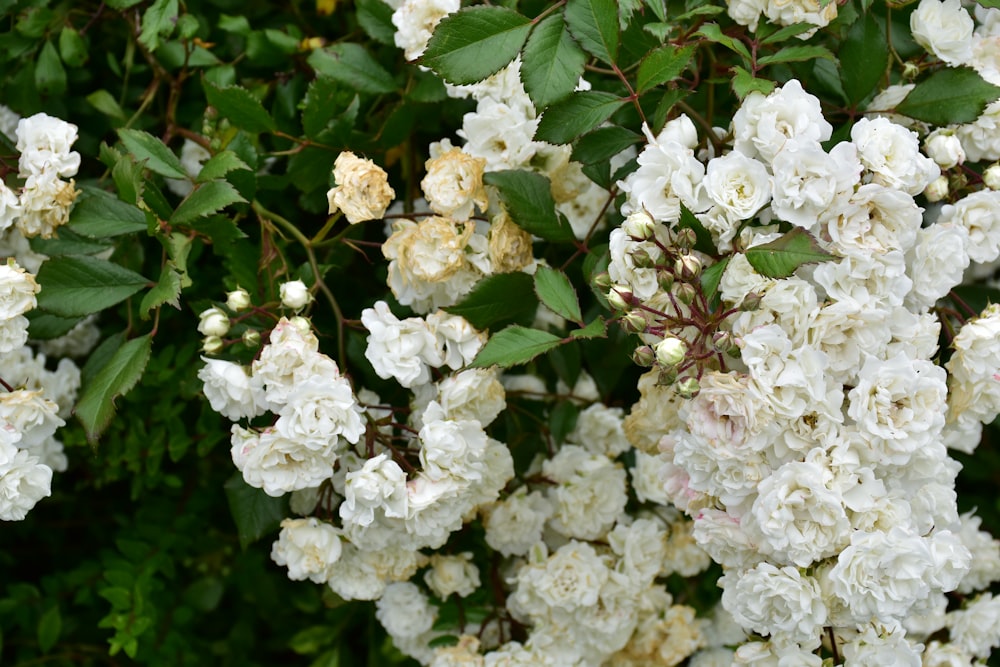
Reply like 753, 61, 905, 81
570, 317, 607, 339
484, 170, 575, 241
756, 45, 834, 66
118, 129, 188, 179
700, 256, 729, 304
203, 81, 276, 133
36, 256, 149, 317
572, 126, 641, 164
671, 4, 725, 21
29, 228, 113, 257
636, 45, 694, 93
732, 66, 775, 99
744, 227, 835, 278
224, 473, 288, 549
171, 180, 247, 225
68, 187, 147, 237
760, 22, 816, 43
74, 334, 152, 443
37, 606, 60, 653
443, 272, 537, 329
520, 14, 587, 110
422, 7, 531, 85
534, 266, 583, 324
196, 151, 251, 182
651, 88, 690, 133
534, 91, 625, 145
644, 0, 667, 21
137, 0, 178, 52
26, 311, 81, 340
565, 0, 620, 64
470, 325, 564, 368
896, 67, 1000, 126
695, 23, 751, 61
840, 12, 887, 105
678, 204, 718, 255
140, 267, 183, 318
306, 43, 397, 94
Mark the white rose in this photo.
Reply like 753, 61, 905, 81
275, 376, 365, 445
704, 150, 772, 220
270, 517, 342, 583
340, 453, 408, 527
543, 445, 628, 540
391, 0, 460, 61
770, 140, 860, 231
851, 117, 940, 196
436, 368, 506, 427
326, 151, 395, 223
361, 301, 440, 388
937, 189, 1000, 264
0, 439, 52, 521
911, 0, 974, 65
197, 306, 230, 338
424, 552, 480, 598
419, 406, 489, 483
376, 582, 437, 638
279, 280, 312, 310
483, 488, 552, 557
567, 403, 630, 457
731, 79, 832, 164
0, 260, 39, 320
421, 142, 488, 221
15, 112, 80, 178
198, 358, 266, 421
721, 564, 827, 642
924, 129, 966, 168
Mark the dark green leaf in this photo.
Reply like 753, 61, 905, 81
470, 325, 564, 368
356, 0, 395, 44
137, 0, 178, 52
306, 43, 397, 95
549, 400, 580, 444
68, 187, 147, 238
196, 151, 251, 183
204, 81, 276, 133
534, 91, 625, 145
75, 335, 152, 443
36, 256, 149, 317
58, 27, 87, 67
86, 90, 126, 120
37, 606, 60, 653
760, 22, 816, 43
695, 24, 751, 61
700, 256, 730, 304
651, 88, 690, 133
678, 204, 717, 255
896, 67, 1000, 126
572, 126, 641, 164
484, 170, 575, 241
840, 13, 887, 105
520, 14, 587, 110
171, 180, 247, 225
34, 40, 66, 96
422, 6, 532, 85
534, 265, 583, 323
29, 228, 112, 257
224, 473, 288, 549
570, 317, 607, 339
744, 227, 835, 278
26, 311, 81, 340
732, 66, 776, 99
565, 0, 620, 64
644, 0, 667, 21
636, 45, 694, 93
140, 268, 183, 318
757, 45, 834, 66
443, 273, 537, 329
118, 129, 188, 179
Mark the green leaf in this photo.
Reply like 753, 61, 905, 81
484, 170, 575, 242
756, 45, 834, 66
196, 151, 251, 183
171, 181, 247, 225
570, 317, 607, 339
678, 204, 717, 255
306, 43, 397, 95
203, 81, 276, 133
58, 27, 88, 67
696, 24, 751, 61
534, 91, 625, 145
137, 0, 178, 52
644, 0, 667, 21
36, 256, 149, 318
636, 44, 694, 93
744, 227, 835, 278
700, 256, 730, 304
760, 22, 816, 43
140, 268, 183, 318
29, 228, 113, 257
26, 311, 81, 340
572, 126, 641, 164
34, 40, 66, 96
651, 88, 690, 133
75, 335, 152, 444
224, 473, 288, 549
86, 90, 126, 120
520, 14, 587, 110
356, 0, 395, 44
68, 187, 147, 238
422, 6, 532, 85
118, 129, 188, 179
896, 67, 1000, 126
470, 325, 564, 368
840, 13, 887, 105
732, 66, 776, 99
565, 0, 620, 64
534, 265, 583, 323
37, 606, 60, 653
443, 272, 537, 329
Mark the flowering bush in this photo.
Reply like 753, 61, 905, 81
2, 0, 1000, 665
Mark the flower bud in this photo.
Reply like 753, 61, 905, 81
676, 377, 700, 399
289, 316, 312, 336
902, 61, 920, 80
655, 336, 687, 367
675, 283, 697, 305
674, 254, 702, 281
202, 335, 224, 355
712, 331, 738, 355
621, 310, 648, 333
948, 170, 968, 194
632, 345, 656, 367
592, 272, 612, 291
741, 292, 763, 311
622, 210, 656, 240
630, 247, 656, 269
924, 130, 965, 169
242, 329, 261, 348
198, 306, 230, 337
656, 366, 677, 386
280, 280, 313, 310
674, 227, 697, 250
606, 285, 632, 311
924, 175, 949, 202
226, 287, 251, 312
984, 163, 1000, 190
657, 269, 675, 292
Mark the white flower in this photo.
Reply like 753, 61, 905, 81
721, 563, 827, 642
197, 306, 230, 338
543, 445, 628, 540
422, 141, 488, 221
905, 222, 970, 310
937, 189, 1000, 264
340, 453, 408, 527
0, 439, 52, 521
509, 541, 609, 616
704, 150, 772, 221
731, 79, 832, 164
424, 552, 480, 598
851, 117, 940, 196
15, 112, 80, 178
376, 581, 437, 639
275, 376, 365, 445
270, 517, 342, 583
0, 389, 64, 450
458, 96, 539, 171
16, 171, 78, 238
435, 369, 506, 427
279, 280, 312, 310
198, 358, 266, 421
419, 404, 489, 483
361, 301, 441, 388
251, 318, 340, 409
946, 593, 1000, 658
483, 488, 552, 557
391, 0, 459, 60
326, 151, 395, 223
426, 310, 485, 369
911, 0, 975, 65
566, 403, 630, 457
225, 287, 251, 311
0, 182, 21, 232
230, 425, 337, 496
0, 259, 39, 320
840, 625, 922, 666
924, 129, 966, 168
770, 140, 861, 231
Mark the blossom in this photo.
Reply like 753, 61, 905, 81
15, 112, 80, 178
361, 301, 441, 387
911, 0, 975, 65
198, 358, 266, 421
0, 439, 52, 521
424, 552, 480, 598
340, 453, 408, 527
270, 517, 342, 583
326, 151, 395, 224
421, 141, 488, 221
721, 564, 827, 642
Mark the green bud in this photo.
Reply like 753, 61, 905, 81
621, 310, 648, 333
674, 227, 697, 250
202, 335, 224, 355
676, 377, 700, 399
674, 254, 702, 281
675, 283, 698, 305
655, 336, 687, 367
242, 329, 261, 348
632, 345, 656, 367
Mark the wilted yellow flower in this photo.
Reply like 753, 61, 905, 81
326, 151, 395, 224
421, 142, 487, 221
488, 210, 533, 273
